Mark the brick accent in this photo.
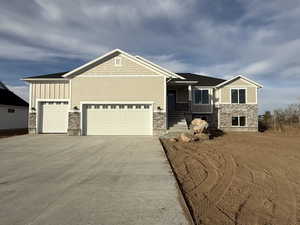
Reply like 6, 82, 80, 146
153, 112, 167, 135
28, 112, 37, 134
68, 112, 81, 136
219, 104, 258, 131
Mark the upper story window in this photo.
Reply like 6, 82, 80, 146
193, 89, 209, 104
231, 88, 246, 104
114, 57, 122, 66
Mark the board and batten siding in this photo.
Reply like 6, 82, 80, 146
218, 78, 257, 104
29, 81, 70, 108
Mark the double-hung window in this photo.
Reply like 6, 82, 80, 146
232, 116, 246, 127
193, 89, 209, 104
231, 88, 246, 104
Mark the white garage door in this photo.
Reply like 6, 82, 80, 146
83, 104, 153, 135
39, 101, 69, 133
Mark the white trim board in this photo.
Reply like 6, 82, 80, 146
216, 75, 263, 88
76, 74, 165, 78
62, 49, 183, 79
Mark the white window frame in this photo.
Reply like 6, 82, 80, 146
192, 88, 210, 105
230, 88, 247, 104
231, 115, 247, 127
114, 57, 122, 66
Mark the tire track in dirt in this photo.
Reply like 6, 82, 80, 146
172, 142, 237, 225
269, 168, 297, 225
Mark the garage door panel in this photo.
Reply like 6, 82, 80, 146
84, 104, 152, 135
40, 102, 69, 133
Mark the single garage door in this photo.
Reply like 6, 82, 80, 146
39, 101, 69, 133
82, 103, 153, 135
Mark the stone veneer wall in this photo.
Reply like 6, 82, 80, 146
219, 104, 258, 131
28, 112, 37, 134
68, 112, 81, 136
153, 112, 167, 135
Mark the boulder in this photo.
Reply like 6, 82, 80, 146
190, 118, 208, 134
178, 133, 192, 143
169, 138, 178, 142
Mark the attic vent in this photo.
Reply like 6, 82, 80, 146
114, 57, 122, 66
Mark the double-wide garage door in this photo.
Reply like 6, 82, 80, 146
39, 101, 69, 133
82, 103, 153, 135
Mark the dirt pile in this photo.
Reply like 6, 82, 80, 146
161, 133, 300, 225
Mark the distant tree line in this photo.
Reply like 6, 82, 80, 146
259, 103, 300, 132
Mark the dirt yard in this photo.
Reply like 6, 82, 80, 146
161, 132, 300, 225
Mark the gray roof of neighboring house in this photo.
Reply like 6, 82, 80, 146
0, 82, 29, 107
24, 72, 226, 86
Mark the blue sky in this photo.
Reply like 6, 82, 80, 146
1, 0, 300, 113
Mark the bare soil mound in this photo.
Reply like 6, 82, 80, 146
161, 132, 300, 225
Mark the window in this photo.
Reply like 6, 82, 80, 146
8, 109, 15, 113
232, 116, 246, 127
193, 89, 209, 104
231, 89, 246, 104
115, 57, 122, 66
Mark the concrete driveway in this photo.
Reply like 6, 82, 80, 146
0, 135, 192, 225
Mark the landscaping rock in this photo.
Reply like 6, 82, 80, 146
190, 118, 208, 134
178, 133, 192, 143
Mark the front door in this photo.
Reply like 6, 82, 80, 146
167, 90, 176, 112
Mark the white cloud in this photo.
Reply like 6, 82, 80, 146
0, 0, 300, 112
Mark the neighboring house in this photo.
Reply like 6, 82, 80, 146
23, 49, 262, 136
0, 82, 29, 130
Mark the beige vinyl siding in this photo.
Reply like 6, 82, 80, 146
71, 76, 165, 110
73, 53, 161, 76
30, 81, 69, 108
219, 77, 257, 104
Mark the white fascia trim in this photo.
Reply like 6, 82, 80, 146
62, 49, 181, 79
77, 75, 165, 78
216, 75, 263, 88
135, 55, 185, 79
173, 81, 198, 84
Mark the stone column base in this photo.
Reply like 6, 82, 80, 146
28, 112, 37, 134
28, 128, 37, 134
68, 112, 81, 136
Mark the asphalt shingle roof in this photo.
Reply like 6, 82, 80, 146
175, 73, 226, 86
25, 71, 69, 79
24, 72, 226, 86
0, 83, 28, 107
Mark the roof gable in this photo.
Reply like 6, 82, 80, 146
63, 49, 183, 79
216, 75, 263, 88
